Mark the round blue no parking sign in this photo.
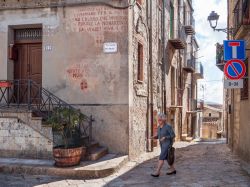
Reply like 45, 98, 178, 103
224, 59, 246, 80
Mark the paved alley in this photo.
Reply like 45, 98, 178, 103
0, 142, 249, 187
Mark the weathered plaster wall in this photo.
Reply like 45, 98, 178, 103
0, 5, 129, 154
237, 32, 250, 163
228, 0, 250, 162
201, 123, 217, 139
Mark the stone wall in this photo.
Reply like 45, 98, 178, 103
228, 0, 250, 162
0, 117, 53, 159
201, 123, 218, 139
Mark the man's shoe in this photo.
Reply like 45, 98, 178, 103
151, 173, 160, 177
166, 170, 176, 175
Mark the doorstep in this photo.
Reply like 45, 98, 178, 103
0, 154, 128, 179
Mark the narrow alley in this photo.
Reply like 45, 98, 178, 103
0, 142, 249, 187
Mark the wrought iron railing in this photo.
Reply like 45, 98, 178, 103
170, 19, 187, 42
184, 54, 195, 71
0, 79, 93, 146
195, 62, 204, 78
233, 0, 250, 35
185, 11, 195, 29
192, 99, 197, 111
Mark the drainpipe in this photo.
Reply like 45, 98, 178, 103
146, 0, 153, 152
225, 0, 229, 144
149, 0, 154, 152
178, 0, 183, 140
146, 0, 149, 152
162, 0, 167, 114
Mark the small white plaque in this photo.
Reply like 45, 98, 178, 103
224, 79, 243, 89
103, 42, 118, 53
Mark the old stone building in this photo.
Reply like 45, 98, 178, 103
0, 0, 202, 159
216, 0, 250, 162
201, 104, 223, 140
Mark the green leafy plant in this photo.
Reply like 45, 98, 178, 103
47, 107, 85, 149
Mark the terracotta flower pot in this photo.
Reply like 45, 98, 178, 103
53, 146, 85, 167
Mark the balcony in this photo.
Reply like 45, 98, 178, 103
184, 12, 195, 35
169, 20, 186, 49
186, 99, 198, 114
215, 43, 225, 71
194, 62, 204, 79
192, 99, 197, 111
183, 54, 195, 73
233, 0, 250, 39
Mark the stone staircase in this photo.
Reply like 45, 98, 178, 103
87, 141, 108, 161
0, 109, 108, 161
181, 133, 193, 142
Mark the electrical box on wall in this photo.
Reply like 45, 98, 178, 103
8, 44, 18, 61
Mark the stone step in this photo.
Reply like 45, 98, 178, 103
89, 141, 99, 149
0, 154, 128, 179
186, 137, 193, 142
88, 146, 108, 161
181, 134, 188, 141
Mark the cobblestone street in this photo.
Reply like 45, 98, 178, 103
0, 142, 249, 187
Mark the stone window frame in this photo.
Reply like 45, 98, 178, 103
137, 42, 144, 83
241, 58, 249, 100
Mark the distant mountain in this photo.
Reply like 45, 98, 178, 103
205, 101, 223, 109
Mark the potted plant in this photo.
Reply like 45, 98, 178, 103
47, 107, 87, 167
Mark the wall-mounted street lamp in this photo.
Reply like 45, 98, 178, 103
207, 11, 234, 35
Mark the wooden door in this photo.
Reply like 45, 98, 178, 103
14, 43, 42, 103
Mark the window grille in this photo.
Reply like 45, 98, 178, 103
15, 28, 42, 42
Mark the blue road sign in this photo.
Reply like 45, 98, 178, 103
224, 59, 246, 80
223, 40, 246, 61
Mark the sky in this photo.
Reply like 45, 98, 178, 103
193, 0, 227, 104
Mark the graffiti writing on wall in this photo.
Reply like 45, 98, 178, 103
68, 6, 128, 33
66, 61, 116, 93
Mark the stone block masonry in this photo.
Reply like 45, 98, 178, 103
0, 117, 53, 159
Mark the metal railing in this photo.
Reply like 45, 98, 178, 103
192, 99, 197, 111
195, 62, 204, 77
170, 19, 187, 41
184, 54, 195, 70
233, 0, 250, 35
216, 43, 224, 65
0, 79, 93, 146
185, 11, 195, 29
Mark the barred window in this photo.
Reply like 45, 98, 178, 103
241, 59, 248, 100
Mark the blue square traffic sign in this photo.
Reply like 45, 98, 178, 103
223, 40, 246, 61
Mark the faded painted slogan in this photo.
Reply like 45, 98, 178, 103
68, 6, 128, 33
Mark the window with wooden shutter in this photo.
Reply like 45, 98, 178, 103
138, 42, 144, 82
241, 59, 248, 100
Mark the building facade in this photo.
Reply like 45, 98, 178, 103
201, 104, 223, 140
217, 0, 250, 162
0, 0, 202, 159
